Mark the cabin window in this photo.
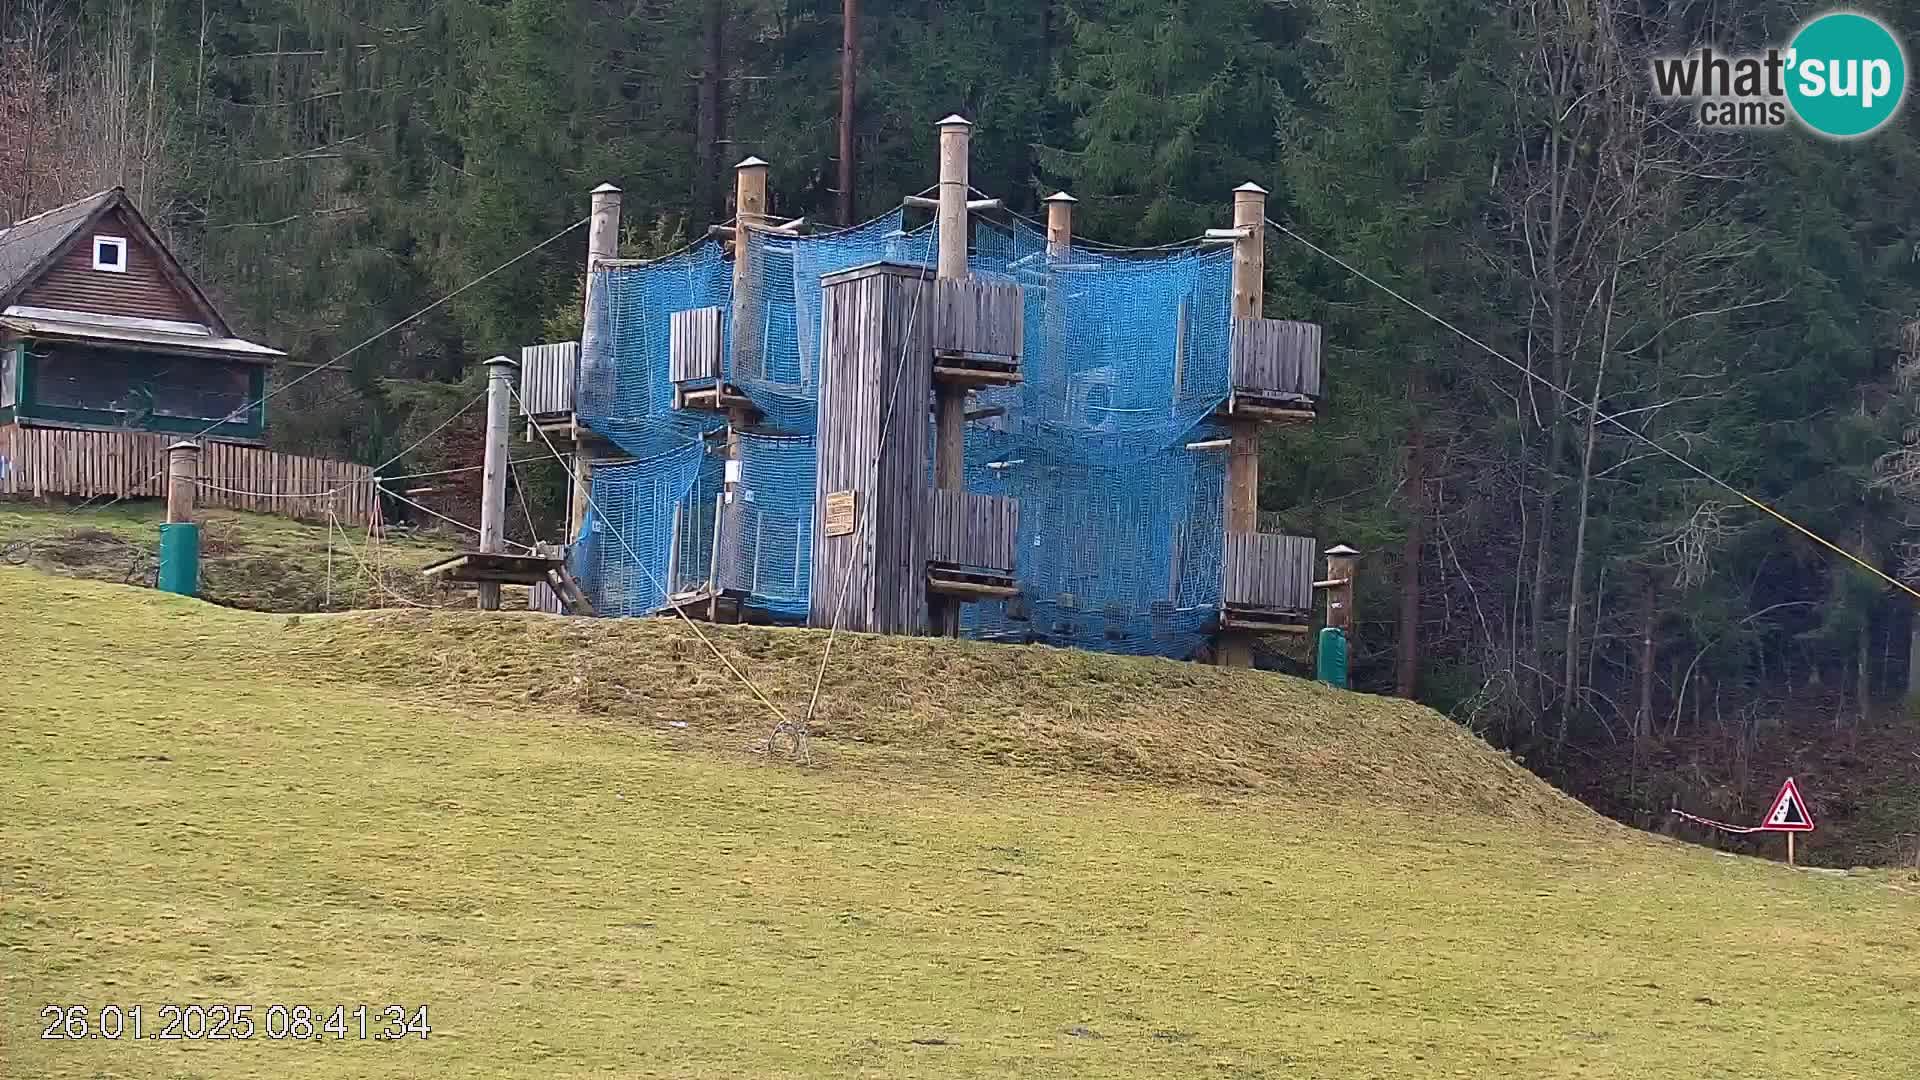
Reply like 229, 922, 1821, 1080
91, 235, 128, 273
1, 344, 17, 408
30, 347, 253, 426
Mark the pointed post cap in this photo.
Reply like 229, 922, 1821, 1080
937, 113, 973, 129
1234, 181, 1269, 196
167, 440, 202, 453
591, 182, 621, 194
1326, 544, 1360, 557
734, 155, 770, 170
1044, 191, 1079, 204
484, 354, 520, 371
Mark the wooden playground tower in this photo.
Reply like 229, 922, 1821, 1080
500, 114, 1356, 666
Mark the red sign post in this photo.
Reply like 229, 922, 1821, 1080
1758, 776, 1815, 865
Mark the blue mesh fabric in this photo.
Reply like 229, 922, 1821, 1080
570, 208, 1239, 659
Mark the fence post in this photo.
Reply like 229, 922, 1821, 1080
1316, 544, 1361, 687
166, 440, 200, 523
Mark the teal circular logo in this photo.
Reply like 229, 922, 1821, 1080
1786, 12, 1907, 138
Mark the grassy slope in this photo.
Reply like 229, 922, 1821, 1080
4, 571, 1918, 1079
0, 501, 462, 612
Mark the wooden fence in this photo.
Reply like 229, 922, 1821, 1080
0, 424, 376, 524
928, 489, 1019, 571
1230, 317, 1323, 399
518, 342, 579, 418
1222, 530, 1316, 613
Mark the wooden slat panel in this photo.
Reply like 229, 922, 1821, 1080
669, 306, 724, 384
518, 342, 579, 417
810, 266, 932, 634
17, 207, 210, 324
929, 278, 1023, 358
1222, 530, 1317, 612
927, 488, 1019, 572
0, 425, 375, 524
1229, 316, 1323, 399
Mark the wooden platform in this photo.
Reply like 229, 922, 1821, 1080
422, 550, 563, 586
674, 379, 760, 414
423, 551, 594, 614
1219, 605, 1310, 634
1215, 388, 1318, 423
933, 352, 1022, 388
927, 563, 1019, 600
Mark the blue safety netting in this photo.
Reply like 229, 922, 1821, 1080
569, 439, 715, 617
571, 206, 1239, 659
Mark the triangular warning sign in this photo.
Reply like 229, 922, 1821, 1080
1759, 777, 1814, 833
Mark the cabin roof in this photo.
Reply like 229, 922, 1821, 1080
0, 187, 252, 344
0, 305, 283, 362
0, 190, 118, 300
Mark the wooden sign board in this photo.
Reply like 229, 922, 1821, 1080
823, 490, 857, 537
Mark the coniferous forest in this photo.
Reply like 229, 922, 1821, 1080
5, 0, 1918, 860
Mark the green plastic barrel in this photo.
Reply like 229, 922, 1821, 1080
1315, 627, 1349, 689
157, 522, 201, 597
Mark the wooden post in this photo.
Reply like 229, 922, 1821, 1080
165, 440, 200, 524
1218, 181, 1268, 667
1044, 190, 1075, 257
727, 157, 770, 506
1324, 544, 1360, 637
478, 355, 518, 611
571, 182, 621, 544
1043, 190, 1075, 426
930, 115, 973, 637
935, 115, 971, 279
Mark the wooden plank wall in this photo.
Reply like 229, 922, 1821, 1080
810, 265, 932, 634
0, 424, 375, 524
1229, 317, 1323, 398
930, 278, 1024, 358
518, 342, 579, 417
927, 489, 1019, 571
1222, 530, 1317, 612
669, 306, 724, 384
18, 206, 210, 325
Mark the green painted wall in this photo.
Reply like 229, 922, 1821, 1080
14, 339, 265, 439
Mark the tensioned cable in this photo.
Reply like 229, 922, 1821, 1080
1264, 214, 1920, 604
66, 217, 590, 517
802, 259, 936, 726
511, 383, 796, 727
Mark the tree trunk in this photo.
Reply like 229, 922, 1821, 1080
837, 0, 858, 224
1635, 573, 1655, 744
1396, 383, 1425, 698
1557, 260, 1620, 752
693, 0, 726, 224
1906, 611, 1920, 712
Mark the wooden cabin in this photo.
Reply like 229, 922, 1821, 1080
0, 188, 281, 442
0, 188, 377, 524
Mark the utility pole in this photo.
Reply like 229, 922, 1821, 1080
837, 0, 859, 224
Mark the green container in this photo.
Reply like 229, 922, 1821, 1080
1315, 627, 1349, 689
157, 522, 201, 597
